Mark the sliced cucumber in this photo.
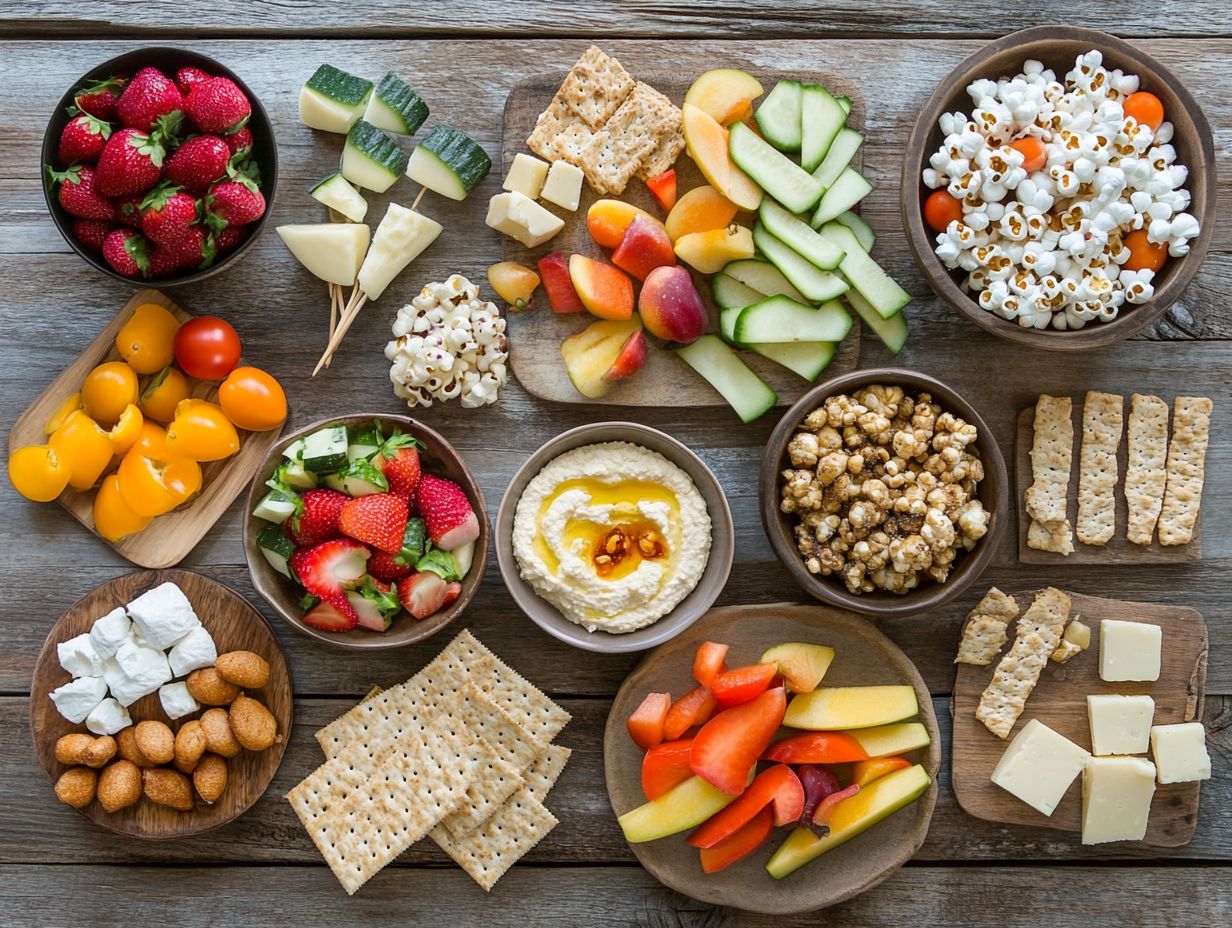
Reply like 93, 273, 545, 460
752, 223, 849, 302
301, 425, 350, 473
837, 96, 853, 116
800, 84, 845, 173
256, 524, 296, 578
322, 458, 389, 497
272, 460, 317, 491
835, 210, 876, 251
847, 289, 909, 354
811, 127, 864, 193
282, 437, 307, 462
729, 121, 823, 214
759, 199, 844, 271
253, 488, 300, 523
299, 64, 373, 134
712, 272, 765, 310
341, 120, 409, 193
820, 222, 911, 318
406, 124, 492, 201
363, 72, 429, 136
721, 258, 806, 302
754, 79, 803, 152
719, 304, 746, 345
677, 335, 777, 423
310, 173, 368, 223
748, 340, 837, 380
347, 421, 383, 462
812, 166, 873, 227
734, 296, 852, 345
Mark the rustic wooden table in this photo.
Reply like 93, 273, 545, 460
1, 6, 1229, 925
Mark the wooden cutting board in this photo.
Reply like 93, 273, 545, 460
951, 590, 1207, 847
7, 289, 284, 568
500, 70, 863, 407
1016, 402, 1202, 564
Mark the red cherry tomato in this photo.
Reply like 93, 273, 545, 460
923, 190, 964, 233
173, 316, 242, 380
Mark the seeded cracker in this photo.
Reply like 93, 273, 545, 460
1025, 395, 1074, 554
1124, 393, 1170, 545
556, 45, 634, 129
1158, 395, 1213, 545
955, 587, 1019, 665
1075, 391, 1124, 546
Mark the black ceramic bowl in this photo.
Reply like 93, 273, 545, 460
41, 47, 278, 287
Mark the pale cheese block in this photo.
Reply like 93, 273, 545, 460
277, 224, 371, 287
990, 718, 1090, 816
1099, 619, 1162, 682
1150, 722, 1211, 784
1087, 694, 1154, 755
358, 204, 443, 300
1081, 756, 1156, 844
503, 153, 550, 199
485, 191, 564, 248
540, 160, 584, 211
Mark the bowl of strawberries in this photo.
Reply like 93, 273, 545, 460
41, 47, 277, 286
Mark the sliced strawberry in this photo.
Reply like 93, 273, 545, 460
339, 493, 409, 553
302, 595, 359, 633
397, 572, 448, 619
367, 550, 416, 583
285, 488, 348, 547
345, 577, 402, 632
373, 430, 424, 498
443, 581, 463, 606
290, 538, 369, 599
415, 474, 479, 549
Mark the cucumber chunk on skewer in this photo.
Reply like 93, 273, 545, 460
363, 72, 430, 135
299, 64, 373, 134
341, 120, 409, 193
309, 173, 369, 223
406, 124, 492, 201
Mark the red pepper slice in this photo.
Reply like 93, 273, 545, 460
688, 763, 803, 848
626, 691, 670, 750
698, 805, 773, 874
690, 686, 787, 795
641, 737, 695, 800
763, 731, 870, 764
536, 251, 585, 313
711, 662, 778, 708
663, 684, 717, 740
645, 168, 677, 210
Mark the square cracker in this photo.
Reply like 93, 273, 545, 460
557, 45, 635, 129
582, 82, 678, 193
1158, 396, 1213, 546
527, 94, 574, 162
1075, 391, 1124, 546
954, 587, 1019, 666
1025, 394, 1074, 530
1124, 393, 1170, 545
431, 789, 558, 892
437, 748, 524, 839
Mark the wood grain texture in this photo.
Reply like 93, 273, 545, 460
952, 591, 1207, 846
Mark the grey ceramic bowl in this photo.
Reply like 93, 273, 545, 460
495, 422, 734, 654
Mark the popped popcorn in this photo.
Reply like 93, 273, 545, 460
924, 50, 1200, 331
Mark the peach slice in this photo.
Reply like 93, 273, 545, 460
674, 224, 755, 274
639, 265, 708, 344
682, 103, 763, 211
587, 199, 657, 250
568, 254, 635, 320
684, 68, 765, 126
612, 214, 676, 281
560, 316, 646, 398
665, 184, 739, 243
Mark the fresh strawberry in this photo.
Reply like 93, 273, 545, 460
366, 550, 416, 583
397, 572, 449, 620
183, 76, 251, 134
373, 430, 424, 498
139, 184, 199, 245
302, 595, 360, 633
165, 135, 230, 193
443, 581, 463, 607
72, 219, 114, 252
345, 577, 403, 632
214, 224, 249, 252
101, 228, 150, 278
285, 488, 348, 547
223, 126, 253, 158
415, 474, 480, 549
46, 164, 115, 221
95, 127, 166, 197
59, 114, 111, 166
116, 67, 183, 132
204, 179, 265, 229
365, 517, 427, 582
289, 538, 370, 599
175, 66, 212, 96
339, 493, 409, 554
72, 76, 126, 121
149, 225, 215, 276
149, 245, 192, 278
114, 193, 144, 228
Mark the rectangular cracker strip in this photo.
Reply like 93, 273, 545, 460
557, 45, 634, 129
431, 789, 558, 892
1025, 395, 1074, 532
955, 587, 1018, 665
1124, 393, 1170, 545
1075, 391, 1124, 546
1158, 396, 1213, 546
1027, 517, 1074, 555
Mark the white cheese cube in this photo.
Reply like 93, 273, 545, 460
1150, 722, 1211, 784
168, 625, 217, 677
85, 697, 132, 736
503, 153, 550, 199
990, 718, 1090, 816
113, 641, 173, 705
485, 191, 564, 247
159, 681, 201, 720
57, 632, 102, 678
1081, 755, 1156, 844
49, 675, 107, 724
126, 581, 201, 650
1064, 619, 1091, 649
540, 160, 584, 211
1088, 694, 1154, 755
89, 607, 131, 659
1099, 619, 1162, 682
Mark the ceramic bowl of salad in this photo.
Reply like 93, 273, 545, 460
242, 414, 489, 650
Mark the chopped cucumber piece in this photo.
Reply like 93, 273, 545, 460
729, 121, 823, 214
256, 524, 296, 578
719, 304, 746, 345
847, 290, 909, 354
309, 173, 368, 223
759, 199, 845, 271
301, 425, 350, 473
811, 127, 863, 194
712, 272, 765, 310
721, 258, 806, 302
299, 64, 373, 134
800, 84, 845, 172
282, 437, 307, 462
748, 340, 837, 380
406, 124, 492, 201
837, 96, 853, 116
753, 223, 849, 302
363, 72, 429, 135
272, 460, 317, 491
677, 335, 777, 423
253, 488, 300, 523
347, 421, 384, 462
754, 79, 803, 152
734, 296, 852, 345
835, 210, 876, 251
812, 166, 873, 226
322, 458, 389, 497
341, 120, 409, 193
820, 222, 911, 318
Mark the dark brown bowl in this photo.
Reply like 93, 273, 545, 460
242, 415, 489, 651
902, 25, 1216, 351
41, 47, 278, 287
760, 368, 1008, 619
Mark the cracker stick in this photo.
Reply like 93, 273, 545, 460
955, 587, 1019, 666
1075, 391, 1124, 546
1124, 393, 1170, 544
1158, 396, 1213, 546
1025, 395, 1074, 553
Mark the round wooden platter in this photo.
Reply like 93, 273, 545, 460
30, 569, 293, 839
603, 602, 941, 914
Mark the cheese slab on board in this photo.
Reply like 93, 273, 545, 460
1099, 619, 1162, 682
990, 718, 1090, 816
1081, 755, 1156, 844
503, 153, 550, 199
540, 160, 584, 211
486, 191, 564, 248
1087, 694, 1154, 756
1150, 722, 1211, 784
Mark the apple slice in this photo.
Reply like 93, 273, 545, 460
674, 225, 755, 274
612, 213, 675, 281
682, 103, 763, 211
684, 68, 765, 126
639, 265, 707, 344
568, 254, 634, 320
276, 223, 371, 286
560, 316, 645, 399
783, 684, 919, 730
760, 642, 836, 693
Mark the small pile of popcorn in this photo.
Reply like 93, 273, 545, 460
385, 274, 510, 408
923, 50, 1200, 330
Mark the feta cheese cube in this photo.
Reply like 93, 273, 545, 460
159, 681, 201, 720
485, 191, 564, 248
89, 607, 131, 659
57, 632, 102, 678
125, 582, 201, 650
1099, 619, 1162, 682
990, 718, 1090, 816
1087, 694, 1154, 755
1081, 755, 1156, 844
540, 160, 584, 212
168, 625, 217, 677
1150, 722, 1211, 784
502, 152, 550, 199
49, 675, 108, 724
85, 697, 132, 736
114, 640, 173, 704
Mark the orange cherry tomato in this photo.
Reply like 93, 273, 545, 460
923, 190, 964, 233
49, 410, 114, 491
93, 473, 151, 541
1009, 136, 1047, 173
1123, 229, 1169, 273
7, 444, 71, 502
117, 423, 202, 517
218, 366, 287, 432
165, 399, 240, 462
174, 316, 242, 380
115, 302, 182, 374
80, 361, 139, 426
139, 367, 193, 424
1123, 91, 1165, 132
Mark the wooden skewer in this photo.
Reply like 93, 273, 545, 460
325, 283, 341, 369
411, 186, 427, 211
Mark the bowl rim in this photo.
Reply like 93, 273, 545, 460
494, 421, 735, 654
900, 24, 1217, 351
760, 367, 1008, 618
241, 413, 490, 651
40, 45, 278, 288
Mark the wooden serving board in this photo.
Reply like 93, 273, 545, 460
7, 289, 284, 568
951, 591, 1207, 847
30, 569, 293, 840
604, 602, 940, 914
501, 70, 863, 407
1016, 402, 1202, 564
